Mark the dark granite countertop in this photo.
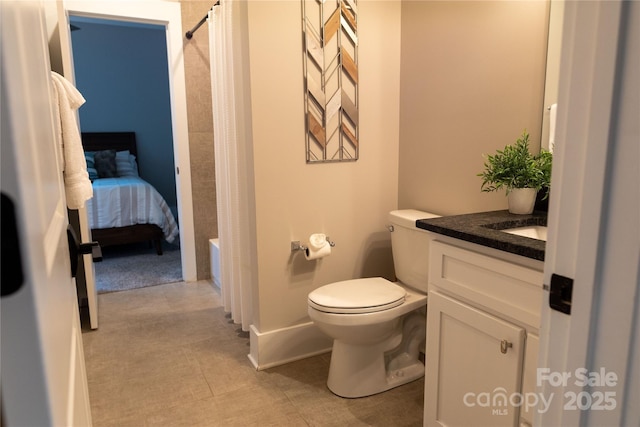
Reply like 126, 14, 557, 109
416, 210, 547, 261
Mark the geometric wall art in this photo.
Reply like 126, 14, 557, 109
302, 0, 358, 163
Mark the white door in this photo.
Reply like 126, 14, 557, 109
0, 2, 92, 426
537, 1, 639, 425
54, 0, 99, 330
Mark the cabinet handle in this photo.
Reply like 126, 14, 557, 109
500, 339, 513, 354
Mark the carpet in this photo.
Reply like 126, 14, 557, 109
94, 242, 182, 293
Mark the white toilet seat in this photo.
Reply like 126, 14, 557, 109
308, 277, 406, 314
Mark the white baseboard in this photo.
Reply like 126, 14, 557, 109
248, 321, 333, 370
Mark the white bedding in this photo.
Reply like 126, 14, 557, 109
87, 176, 179, 243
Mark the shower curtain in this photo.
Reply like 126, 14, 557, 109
209, 1, 253, 331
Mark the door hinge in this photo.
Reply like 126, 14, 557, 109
549, 273, 573, 315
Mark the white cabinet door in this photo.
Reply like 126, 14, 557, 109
425, 291, 525, 427
0, 2, 92, 425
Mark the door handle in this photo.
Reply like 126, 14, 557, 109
66, 225, 102, 278
1, 193, 24, 297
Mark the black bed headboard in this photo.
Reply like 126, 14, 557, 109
81, 132, 137, 158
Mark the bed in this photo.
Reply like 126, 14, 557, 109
81, 132, 179, 255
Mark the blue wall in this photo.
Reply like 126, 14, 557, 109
70, 17, 177, 211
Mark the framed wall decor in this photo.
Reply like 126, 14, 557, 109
302, 0, 358, 163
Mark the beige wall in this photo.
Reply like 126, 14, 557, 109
398, 1, 549, 216
181, 1, 218, 279
178, 0, 550, 333
246, 0, 402, 332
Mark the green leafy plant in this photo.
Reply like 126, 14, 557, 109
478, 130, 552, 199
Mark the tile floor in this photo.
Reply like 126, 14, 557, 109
81, 281, 424, 426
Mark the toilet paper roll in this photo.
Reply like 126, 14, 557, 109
304, 242, 331, 260
309, 233, 328, 250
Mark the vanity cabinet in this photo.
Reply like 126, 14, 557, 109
424, 236, 543, 427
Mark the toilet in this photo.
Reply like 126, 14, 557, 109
308, 209, 439, 398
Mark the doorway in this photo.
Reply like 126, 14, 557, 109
62, 0, 197, 282
69, 16, 183, 292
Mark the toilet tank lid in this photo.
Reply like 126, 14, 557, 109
389, 209, 440, 229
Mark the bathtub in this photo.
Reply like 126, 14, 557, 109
209, 238, 220, 289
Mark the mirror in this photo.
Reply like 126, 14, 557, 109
541, 1, 565, 153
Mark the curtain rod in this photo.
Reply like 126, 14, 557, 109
185, 0, 220, 39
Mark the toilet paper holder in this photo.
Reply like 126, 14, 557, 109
291, 236, 335, 252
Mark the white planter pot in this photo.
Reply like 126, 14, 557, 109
508, 188, 537, 214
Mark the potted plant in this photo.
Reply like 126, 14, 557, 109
478, 130, 552, 214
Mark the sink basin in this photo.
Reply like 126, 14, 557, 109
501, 225, 548, 241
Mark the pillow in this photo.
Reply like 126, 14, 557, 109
93, 149, 117, 178
84, 152, 98, 181
129, 154, 139, 176
116, 150, 138, 177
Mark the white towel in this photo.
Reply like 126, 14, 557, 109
50, 71, 93, 209
548, 103, 557, 154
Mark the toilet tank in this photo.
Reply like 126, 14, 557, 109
389, 209, 440, 292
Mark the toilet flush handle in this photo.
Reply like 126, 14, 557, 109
387, 225, 394, 232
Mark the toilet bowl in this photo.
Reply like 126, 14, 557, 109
308, 278, 427, 398
308, 209, 439, 398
